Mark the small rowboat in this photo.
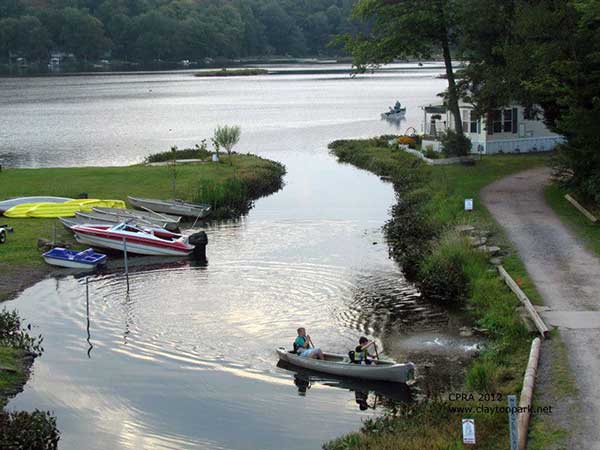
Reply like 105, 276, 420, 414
128, 196, 211, 219
276, 347, 416, 384
92, 207, 181, 231
42, 247, 107, 270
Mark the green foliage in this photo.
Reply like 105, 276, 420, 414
145, 143, 211, 163
343, 0, 465, 134
0, 308, 43, 356
0, 409, 59, 450
418, 233, 475, 304
460, 0, 600, 207
440, 130, 472, 157
0, 0, 358, 65
214, 125, 242, 156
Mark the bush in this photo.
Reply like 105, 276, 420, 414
424, 145, 439, 159
145, 142, 211, 163
0, 410, 59, 450
418, 233, 473, 304
441, 130, 472, 157
398, 135, 416, 147
0, 309, 43, 355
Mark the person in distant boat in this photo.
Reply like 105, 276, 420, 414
294, 327, 324, 360
351, 336, 378, 365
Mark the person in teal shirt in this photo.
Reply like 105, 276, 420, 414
293, 327, 324, 359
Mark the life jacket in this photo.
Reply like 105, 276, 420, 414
293, 336, 307, 354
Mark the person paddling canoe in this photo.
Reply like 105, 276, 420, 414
351, 336, 379, 365
294, 327, 324, 360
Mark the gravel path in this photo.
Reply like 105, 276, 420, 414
481, 167, 600, 449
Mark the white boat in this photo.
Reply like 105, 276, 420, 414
128, 196, 211, 219
42, 247, 107, 270
276, 348, 416, 383
93, 207, 181, 231
71, 222, 206, 256
0, 196, 72, 213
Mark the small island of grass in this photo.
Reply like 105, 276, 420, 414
194, 68, 268, 77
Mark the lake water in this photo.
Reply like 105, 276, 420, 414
2, 64, 478, 450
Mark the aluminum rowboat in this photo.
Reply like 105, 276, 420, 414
92, 207, 181, 231
128, 196, 210, 219
276, 348, 416, 384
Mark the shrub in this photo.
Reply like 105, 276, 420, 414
0, 309, 43, 355
466, 358, 497, 392
145, 142, 211, 163
424, 145, 439, 159
398, 135, 416, 146
418, 233, 473, 304
0, 410, 59, 450
441, 130, 472, 157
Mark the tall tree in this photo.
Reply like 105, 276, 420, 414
344, 0, 465, 135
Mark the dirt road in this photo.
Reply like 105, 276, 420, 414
482, 167, 600, 449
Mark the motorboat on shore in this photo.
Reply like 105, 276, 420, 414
71, 222, 207, 257
0, 196, 73, 214
92, 207, 181, 231
381, 101, 406, 120
42, 247, 107, 269
128, 196, 211, 219
276, 348, 416, 384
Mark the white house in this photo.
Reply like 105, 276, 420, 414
421, 102, 564, 154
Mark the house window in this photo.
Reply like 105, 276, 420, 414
462, 109, 479, 134
491, 109, 513, 133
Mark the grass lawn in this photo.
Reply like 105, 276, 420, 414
326, 139, 567, 450
545, 185, 600, 257
0, 154, 285, 298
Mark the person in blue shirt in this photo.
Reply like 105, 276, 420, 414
293, 327, 324, 359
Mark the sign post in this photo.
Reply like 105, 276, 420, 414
462, 418, 476, 445
508, 395, 519, 450
464, 198, 474, 211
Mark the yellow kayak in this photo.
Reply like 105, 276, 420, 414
4, 199, 126, 218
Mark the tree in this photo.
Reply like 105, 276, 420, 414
60, 8, 110, 60
460, 0, 600, 204
343, 0, 465, 135
213, 125, 241, 160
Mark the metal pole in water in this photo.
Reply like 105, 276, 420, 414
508, 394, 518, 450
123, 237, 129, 293
86, 277, 93, 358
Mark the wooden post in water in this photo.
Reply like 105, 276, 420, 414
123, 237, 130, 293
86, 277, 93, 358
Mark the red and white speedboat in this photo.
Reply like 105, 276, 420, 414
71, 222, 200, 256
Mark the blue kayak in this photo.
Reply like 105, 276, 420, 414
42, 247, 107, 269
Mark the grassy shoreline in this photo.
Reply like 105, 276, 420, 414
326, 138, 564, 449
0, 153, 285, 300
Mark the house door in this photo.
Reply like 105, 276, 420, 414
518, 123, 526, 138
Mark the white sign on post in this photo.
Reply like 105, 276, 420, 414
462, 418, 476, 445
464, 198, 474, 211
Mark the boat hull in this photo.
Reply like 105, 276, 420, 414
276, 348, 415, 383
73, 230, 192, 256
128, 196, 210, 219
43, 256, 101, 270
92, 207, 181, 231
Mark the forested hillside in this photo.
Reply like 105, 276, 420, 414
0, 0, 357, 64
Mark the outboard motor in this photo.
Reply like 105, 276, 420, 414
188, 231, 208, 261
